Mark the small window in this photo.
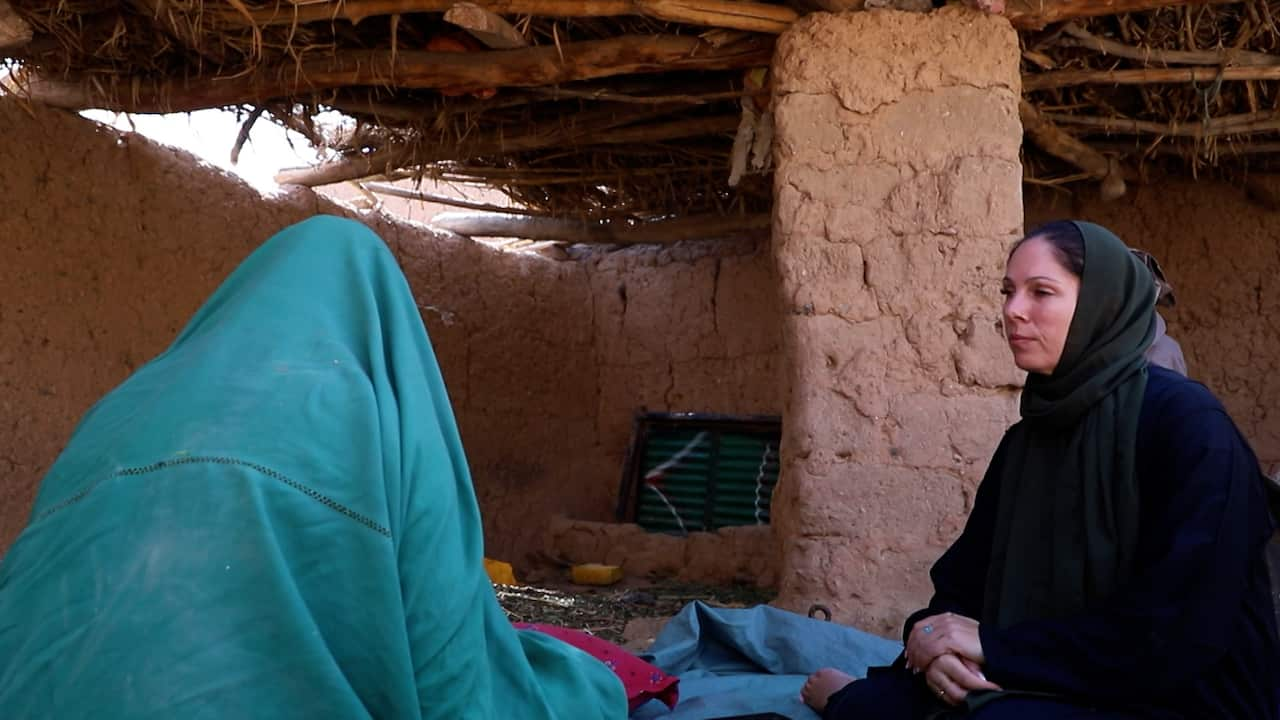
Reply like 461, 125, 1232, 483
617, 413, 781, 534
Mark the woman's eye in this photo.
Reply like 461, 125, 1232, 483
998, 287, 1012, 296
1034, 289, 1053, 297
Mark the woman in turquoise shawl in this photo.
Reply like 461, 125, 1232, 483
0, 216, 627, 719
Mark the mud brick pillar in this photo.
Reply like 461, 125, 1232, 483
769, 7, 1024, 636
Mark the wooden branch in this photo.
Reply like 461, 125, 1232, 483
508, 113, 740, 145
329, 81, 736, 124
409, 164, 724, 185
1020, 101, 1126, 199
1087, 140, 1280, 165
130, 0, 233, 65
1024, 65, 1280, 91
285, 102, 669, 184
1114, 141, 1280, 156
331, 77, 745, 122
331, 89, 540, 122
527, 86, 748, 104
361, 180, 552, 214
277, 146, 407, 187
637, 0, 796, 32
345, 180, 383, 209
444, 3, 528, 49
16, 34, 774, 113
230, 106, 266, 165
225, 0, 798, 34
1091, 140, 1280, 158
1020, 101, 1109, 177
268, 105, 327, 146
0, 0, 33, 53
1043, 110, 1280, 137
429, 210, 769, 243
276, 114, 739, 186
1005, 0, 1238, 30
1058, 22, 1280, 66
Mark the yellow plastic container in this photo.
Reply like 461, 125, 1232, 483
484, 557, 518, 586
570, 563, 624, 586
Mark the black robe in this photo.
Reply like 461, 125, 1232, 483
825, 366, 1280, 720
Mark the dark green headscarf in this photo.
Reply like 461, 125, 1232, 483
983, 221, 1157, 629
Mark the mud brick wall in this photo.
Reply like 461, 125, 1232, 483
0, 98, 782, 562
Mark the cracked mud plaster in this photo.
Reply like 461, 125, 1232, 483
769, 8, 1023, 637
0, 98, 785, 566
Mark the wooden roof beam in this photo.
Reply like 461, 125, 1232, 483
429, 210, 770, 244
1025, 64, 1280, 91
1019, 100, 1126, 200
8, 34, 773, 113
225, 0, 798, 34
1005, 0, 1239, 30
1056, 22, 1280, 66
444, 3, 529, 48
274, 114, 740, 186
1019, 101, 1109, 178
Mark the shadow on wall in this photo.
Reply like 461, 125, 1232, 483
0, 98, 785, 568
455, 238, 785, 565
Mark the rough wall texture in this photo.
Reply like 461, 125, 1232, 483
439, 241, 783, 564
770, 8, 1024, 636
545, 516, 778, 587
1026, 182, 1280, 475
0, 99, 321, 554
0, 98, 783, 562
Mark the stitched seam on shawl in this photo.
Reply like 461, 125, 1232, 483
35, 456, 391, 537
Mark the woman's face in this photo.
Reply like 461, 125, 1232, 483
1001, 237, 1081, 375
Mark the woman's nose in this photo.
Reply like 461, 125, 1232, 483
1004, 293, 1028, 322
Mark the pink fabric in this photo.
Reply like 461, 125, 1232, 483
514, 622, 679, 712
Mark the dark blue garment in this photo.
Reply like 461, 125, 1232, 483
824, 367, 1280, 720
827, 664, 1142, 719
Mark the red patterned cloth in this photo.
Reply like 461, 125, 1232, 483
514, 623, 680, 712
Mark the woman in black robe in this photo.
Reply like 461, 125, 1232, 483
802, 221, 1280, 719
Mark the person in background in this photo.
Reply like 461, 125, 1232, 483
1130, 248, 1187, 376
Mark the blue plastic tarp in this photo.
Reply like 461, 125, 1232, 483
632, 602, 902, 720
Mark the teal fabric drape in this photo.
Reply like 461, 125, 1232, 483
0, 215, 626, 719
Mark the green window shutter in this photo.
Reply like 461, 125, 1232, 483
620, 414, 780, 535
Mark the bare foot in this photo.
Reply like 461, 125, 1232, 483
801, 667, 855, 714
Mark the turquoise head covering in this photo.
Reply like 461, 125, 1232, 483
983, 220, 1157, 629
0, 216, 626, 719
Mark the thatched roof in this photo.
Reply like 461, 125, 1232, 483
3, 1, 1279, 237
1022, 1, 1280, 197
